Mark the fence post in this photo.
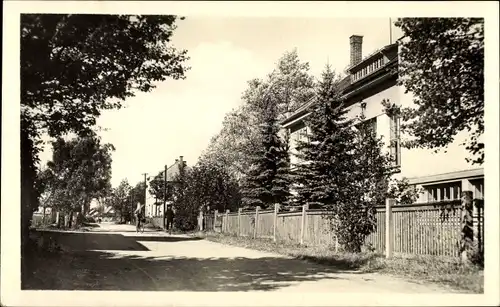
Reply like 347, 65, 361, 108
300, 204, 309, 245
213, 210, 219, 232
385, 198, 395, 259
238, 208, 242, 237
273, 203, 279, 242
198, 209, 204, 231
460, 191, 474, 264
225, 209, 230, 233
254, 206, 260, 239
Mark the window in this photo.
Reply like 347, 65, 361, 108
424, 181, 462, 202
356, 117, 377, 137
470, 178, 484, 199
297, 127, 308, 143
389, 113, 401, 167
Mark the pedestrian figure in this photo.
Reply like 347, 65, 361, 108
166, 204, 174, 235
134, 202, 144, 233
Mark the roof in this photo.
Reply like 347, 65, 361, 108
279, 75, 351, 126
164, 159, 189, 182
345, 43, 398, 73
280, 42, 398, 128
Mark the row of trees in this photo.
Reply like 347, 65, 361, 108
23, 17, 483, 253
38, 135, 114, 227
21, 14, 189, 249
178, 18, 484, 251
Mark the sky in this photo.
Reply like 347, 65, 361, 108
38, 17, 403, 188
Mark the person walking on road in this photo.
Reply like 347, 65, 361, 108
134, 202, 144, 233
166, 204, 174, 235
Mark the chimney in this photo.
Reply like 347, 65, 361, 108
349, 35, 363, 66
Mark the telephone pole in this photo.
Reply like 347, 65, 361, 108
163, 164, 168, 231
389, 18, 393, 44
142, 173, 148, 216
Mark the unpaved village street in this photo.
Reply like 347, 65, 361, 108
23, 222, 456, 293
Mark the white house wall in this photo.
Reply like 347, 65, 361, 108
397, 85, 476, 180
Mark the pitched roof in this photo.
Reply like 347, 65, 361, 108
279, 75, 351, 126
280, 43, 399, 127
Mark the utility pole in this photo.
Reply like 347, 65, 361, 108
163, 164, 168, 231
142, 173, 147, 217
389, 18, 393, 44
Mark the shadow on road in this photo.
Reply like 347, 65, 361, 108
127, 236, 204, 243
23, 250, 346, 291
34, 231, 150, 251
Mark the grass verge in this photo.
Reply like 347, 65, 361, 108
197, 232, 484, 293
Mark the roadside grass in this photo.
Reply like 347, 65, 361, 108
197, 232, 483, 293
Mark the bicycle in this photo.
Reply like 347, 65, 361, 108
139, 217, 146, 233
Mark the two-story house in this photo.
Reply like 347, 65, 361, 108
281, 35, 484, 204
145, 155, 188, 218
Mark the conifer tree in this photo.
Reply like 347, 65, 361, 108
272, 130, 293, 206
242, 95, 291, 209
293, 65, 356, 208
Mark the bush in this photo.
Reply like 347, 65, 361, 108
173, 207, 198, 231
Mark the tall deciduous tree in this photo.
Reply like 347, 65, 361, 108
200, 49, 315, 182
21, 14, 189, 246
107, 179, 132, 223
395, 18, 484, 165
265, 49, 316, 118
41, 135, 114, 226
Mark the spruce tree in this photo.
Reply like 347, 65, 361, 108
272, 130, 293, 206
293, 65, 356, 208
242, 95, 291, 209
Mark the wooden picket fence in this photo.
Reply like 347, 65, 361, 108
200, 199, 484, 258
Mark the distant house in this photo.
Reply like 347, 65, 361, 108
280, 34, 484, 204
145, 155, 189, 218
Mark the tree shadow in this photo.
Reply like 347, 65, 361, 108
126, 235, 204, 243
23, 250, 349, 291
33, 230, 150, 251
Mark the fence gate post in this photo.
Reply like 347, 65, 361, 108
225, 209, 230, 233
238, 208, 242, 237
385, 198, 395, 259
273, 203, 279, 242
460, 191, 474, 264
254, 206, 260, 239
300, 204, 309, 245
198, 209, 204, 231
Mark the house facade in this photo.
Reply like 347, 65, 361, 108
281, 35, 484, 204
145, 155, 187, 218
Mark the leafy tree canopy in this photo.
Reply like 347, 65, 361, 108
395, 17, 484, 165
40, 135, 114, 215
22, 14, 189, 138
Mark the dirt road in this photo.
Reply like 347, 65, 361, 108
23, 223, 454, 293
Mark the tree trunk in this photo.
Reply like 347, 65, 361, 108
461, 191, 474, 265
68, 211, 74, 228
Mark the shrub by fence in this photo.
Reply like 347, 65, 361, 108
31, 212, 57, 228
200, 197, 484, 259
